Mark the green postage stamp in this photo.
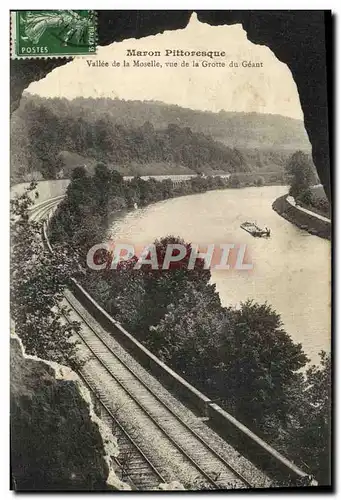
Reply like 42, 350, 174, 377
11, 10, 97, 58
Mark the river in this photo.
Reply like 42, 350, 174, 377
109, 185, 331, 364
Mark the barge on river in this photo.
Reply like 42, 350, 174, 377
240, 221, 271, 238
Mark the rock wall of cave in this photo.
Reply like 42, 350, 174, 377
10, 336, 126, 491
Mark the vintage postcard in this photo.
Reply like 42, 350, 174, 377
10, 10, 331, 491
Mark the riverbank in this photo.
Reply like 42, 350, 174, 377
296, 185, 331, 219
272, 195, 331, 240
108, 186, 330, 364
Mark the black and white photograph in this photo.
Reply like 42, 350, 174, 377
9, 9, 332, 492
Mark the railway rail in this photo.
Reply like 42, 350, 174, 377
78, 370, 166, 490
23, 193, 312, 489
62, 290, 253, 490
28, 195, 65, 222
29, 199, 171, 490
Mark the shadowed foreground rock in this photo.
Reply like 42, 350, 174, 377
10, 338, 111, 491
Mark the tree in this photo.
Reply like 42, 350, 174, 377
10, 183, 80, 366
147, 280, 224, 387
109, 261, 147, 334
92, 162, 112, 214
286, 151, 317, 198
190, 175, 208, 193
287, 352, 331, 484
25, 103, 62, 179
229, 174, 241, 188
66, 166, 94, 211
216, 301, 308, 431
255, 176, 265, 187
97, 236, 212, 343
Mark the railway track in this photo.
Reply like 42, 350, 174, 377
28, 196, 64, 222
29, 196, 263, 491
28, 199, 171, 490
62, 290, 253, 490
78, 371, 167, 490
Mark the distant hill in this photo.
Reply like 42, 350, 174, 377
21, 95, 310, 150
11, 95, 311, 183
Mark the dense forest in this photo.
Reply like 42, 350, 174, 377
11, 95, 310, 183
47, 164, 330, 485
20, 95, 311, 148
285, 151, 330, 218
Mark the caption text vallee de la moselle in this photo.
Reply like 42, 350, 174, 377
86, 48, 264, 69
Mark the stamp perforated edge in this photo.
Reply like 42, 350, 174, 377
10, 10, 98, 60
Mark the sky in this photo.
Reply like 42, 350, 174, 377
27, 13, 304, 120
